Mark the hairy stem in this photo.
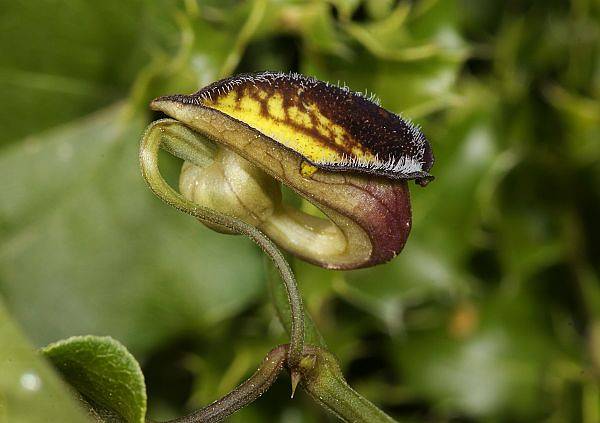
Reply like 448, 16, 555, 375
139, 119, 304, 367
165, 345, 288, 423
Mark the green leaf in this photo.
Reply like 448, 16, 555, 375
0, 299, 91, 423
0, 1, 176, 145
0, 104, 264, 355
42, 336, 146, 423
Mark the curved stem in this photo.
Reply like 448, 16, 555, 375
266, 255, 327, 348
139, 119, 304, 367
165, 345, 288, 423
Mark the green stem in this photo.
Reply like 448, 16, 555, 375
265, 255, 327, 348
139, 119, 304, 367
265, 259, 398, 422
166, 345, 287, 423
299, 346, 398, 423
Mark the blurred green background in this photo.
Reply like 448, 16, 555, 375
0, 0, 599, 421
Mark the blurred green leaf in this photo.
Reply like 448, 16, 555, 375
365, 0, 395, 20
0, 1, 176, 145
0, 104, 264, 355
278, 2, 353, 59
43, 335, 146, 423
497, 207, 564, 284
0, 299, 91, 423
326, 0, 361, 21
392, 293, 561, 420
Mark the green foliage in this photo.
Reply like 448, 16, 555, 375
0, 300, 90, 422
0, 1, 173, 145
42, 336, 146, 423
0, 0, 599, 422
0, 104, 264, 355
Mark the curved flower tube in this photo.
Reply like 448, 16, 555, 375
150, 71, 434, 270
140, 119, 304, 368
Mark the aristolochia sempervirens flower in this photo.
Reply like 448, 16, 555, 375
150, 71, 434, 269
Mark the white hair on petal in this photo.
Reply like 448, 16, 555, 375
318, 153, 424, 175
